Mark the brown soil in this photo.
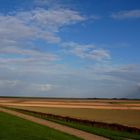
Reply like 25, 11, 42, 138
1, 103, 140, 110
0, 98, 140, 110
0, 107, 108, 140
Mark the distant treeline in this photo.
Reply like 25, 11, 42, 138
0, 96, 140, 100
5, 107, 140, 134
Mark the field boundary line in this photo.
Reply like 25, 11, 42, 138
0, 107, 108, 140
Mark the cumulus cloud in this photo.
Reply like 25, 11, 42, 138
111, 9, 140, 19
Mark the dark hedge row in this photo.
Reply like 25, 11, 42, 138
6, 107, 140, 134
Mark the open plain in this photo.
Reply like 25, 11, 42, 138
1, 97, 140, 128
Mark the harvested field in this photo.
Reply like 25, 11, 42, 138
1, 97, 140, 128
1, 98, 140, 110
8, 106, 140, 128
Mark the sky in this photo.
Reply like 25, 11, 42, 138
0, 0, 140, 98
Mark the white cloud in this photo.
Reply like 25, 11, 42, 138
34, 0, 62, 7
38, 84, 54, 91
0, 79, 54, 96
0, 80, 19, 87
17, 8, 85, 33
111, 9, 140, 19
0, 8, 85, 44
0, 45, 59, 70
0, 60, 140, 98
0, 5, 139, 98
61, 42, 110, 61
0, 8, 86, 66
0, 15, 35, 41
88, 49, 110, 61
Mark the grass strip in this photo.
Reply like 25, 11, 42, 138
0, 111, 82, 140
4, 106, 140, 140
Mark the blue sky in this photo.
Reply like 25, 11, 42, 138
0, 0, 140, 98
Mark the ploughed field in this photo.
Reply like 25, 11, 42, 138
0, 97, 140, 128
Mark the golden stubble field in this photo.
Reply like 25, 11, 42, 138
0, 97, 140, 128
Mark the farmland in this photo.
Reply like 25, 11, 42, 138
5, 106, 140, 140
0, 97, 140, 139
7, 106, 140, 128
0, 111, 82, 140
1, 97, 140, 128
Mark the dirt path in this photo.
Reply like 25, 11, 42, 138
0, 107, 108, 140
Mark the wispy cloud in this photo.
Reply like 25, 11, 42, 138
107, 64, 140, 82
0, 79, 55, 96
0, 1, 139, 98
62, 42, 110, 61
0, 8, 85, 44
0, 7, 86, 68
111, 9, 140, 19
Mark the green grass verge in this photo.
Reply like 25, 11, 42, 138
0, 111, 82, 140
11, 108, 140, 140
47, 118, 140, 140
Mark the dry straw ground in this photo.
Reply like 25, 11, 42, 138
0, 98, 140, 128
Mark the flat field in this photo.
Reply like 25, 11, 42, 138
0, 97, 140, 128
9, 106, 140, 128
0, 111, 82, 140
